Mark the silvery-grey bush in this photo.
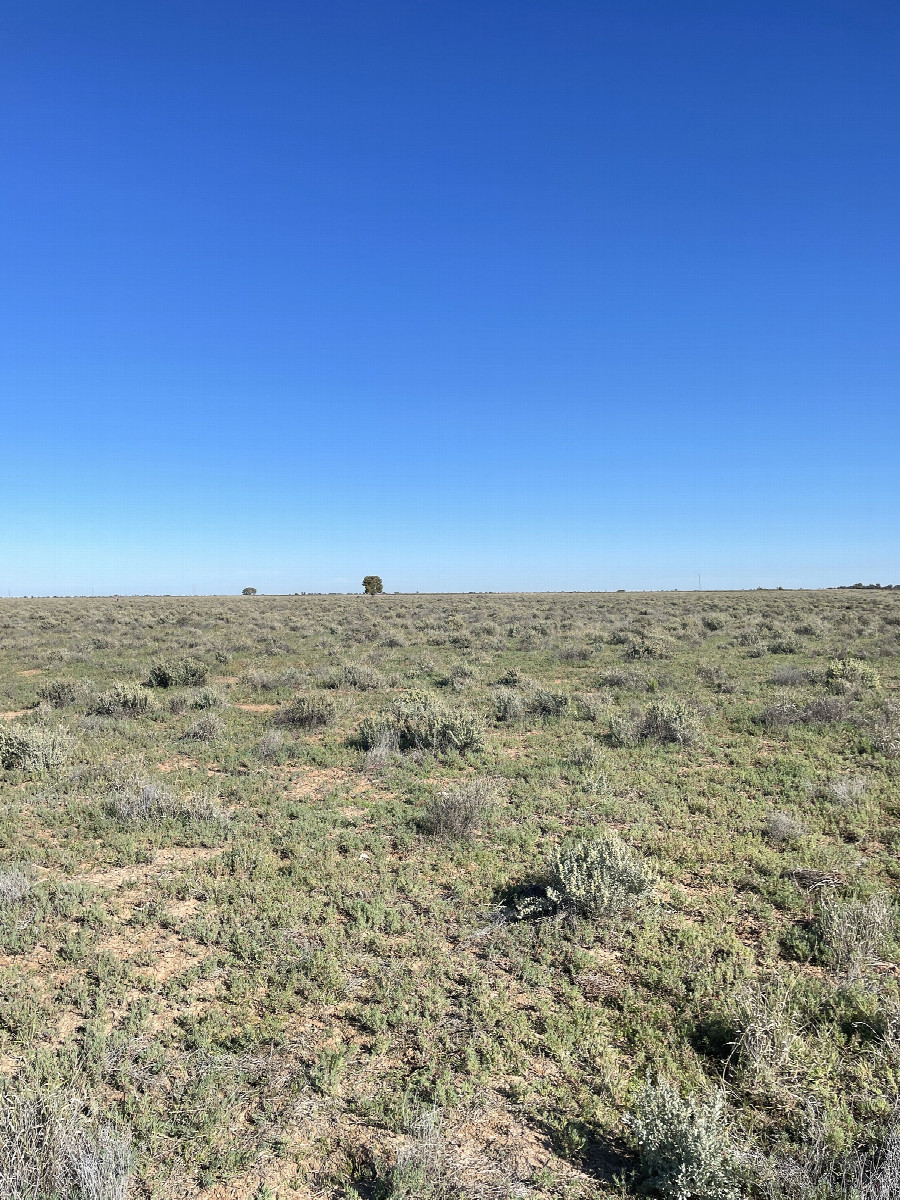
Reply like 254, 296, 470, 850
626, 1078, 738, 1200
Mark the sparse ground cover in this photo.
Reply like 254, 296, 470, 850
0, 589, 897, 1198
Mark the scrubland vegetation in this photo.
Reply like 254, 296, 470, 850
0, 589, 897, 1198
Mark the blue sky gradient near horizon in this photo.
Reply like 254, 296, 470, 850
2, 1, 899, 595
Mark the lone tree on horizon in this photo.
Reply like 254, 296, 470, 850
362, 576, 383, 595
241, 587, 257, 595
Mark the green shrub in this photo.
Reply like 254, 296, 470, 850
357, 690, 483, 754
321, 663, 385, 691
419, 778, 496, 840
37, 679, 84, 708
696, 665, 737, 693
769, 636, 803, 655
639, 698, 704, 746
275, 694, 336, 728
493, 688, 525, 723
90, 683, 151, 716
626, 1078, 738, 1200
608, 709, 640, 748
362, 576, 384, 595
146, 657, 208, 688
826, 658, 880, 692
527, 689, 571, 719
759, 695, 848, 729
0, 725, 70, 772
518, 830, 655, 921
624, 632, 673, 660
187, 686, 224, 710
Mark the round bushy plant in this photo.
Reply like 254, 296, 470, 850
626, 1078, 739, 1200
146, 657, 207, 688
517, 830, 655, 921
358, 690, 482, 754
826, 658, 880, 692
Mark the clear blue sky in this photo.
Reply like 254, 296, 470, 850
2, 1, 898, 595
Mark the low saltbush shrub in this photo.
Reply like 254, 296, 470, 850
357, 690, 482, 754
517, 830, 655, 921
626, 1078, 738, 1200
826, 658, 880, 693
275, 694, 337, 729
146, 657, 207, 688
0, 725, 70, 772
419, 777, 497, 840
0, 1088, 132, 1200
90, 683, 151, 717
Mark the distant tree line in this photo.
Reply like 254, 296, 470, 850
835, 582, 899, 590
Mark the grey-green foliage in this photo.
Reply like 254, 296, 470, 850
825, 658, 880, 693
182, 713, 224, 741
759, 1107, 900, 1200
358, 690, 483, 754
527, 689, 571, 719
624, 630, 674, 660
105, 779, 180, 824
0, 725, 70, 772
186, 686, 224, 710
146, 657, 208, 687
321, 663, 386, 691
38, 679, 88, 708
0, 1090, 132, 1200
493, 688, 525, 723
89, 682, 151, 716
608, 699, 704, 748
420, 777, 496, 840
104, 778, 227, 828
519, 830, 655, 920
0, 865, 32, 906
764, 811, 808, 845
627, 1078, 738, 1200
639, 698, 704, 746
275, 693, 336, 728
817, 893, 895, 977
388, 1108, 456, 1199
871, 701, 900, 758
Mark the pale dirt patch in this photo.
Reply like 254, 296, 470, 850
73, 846, 220, 890
16, 669, 41, 676
99, 929, 202, 984
234, 703, 277, 712
0, 711, 27, 720
158, 756, 199, 772
57, 1011, 83, 1040
157, 757, 224, 776
287, 767, 373, 802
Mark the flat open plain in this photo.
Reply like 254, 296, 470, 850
0, 590, 897, 1198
